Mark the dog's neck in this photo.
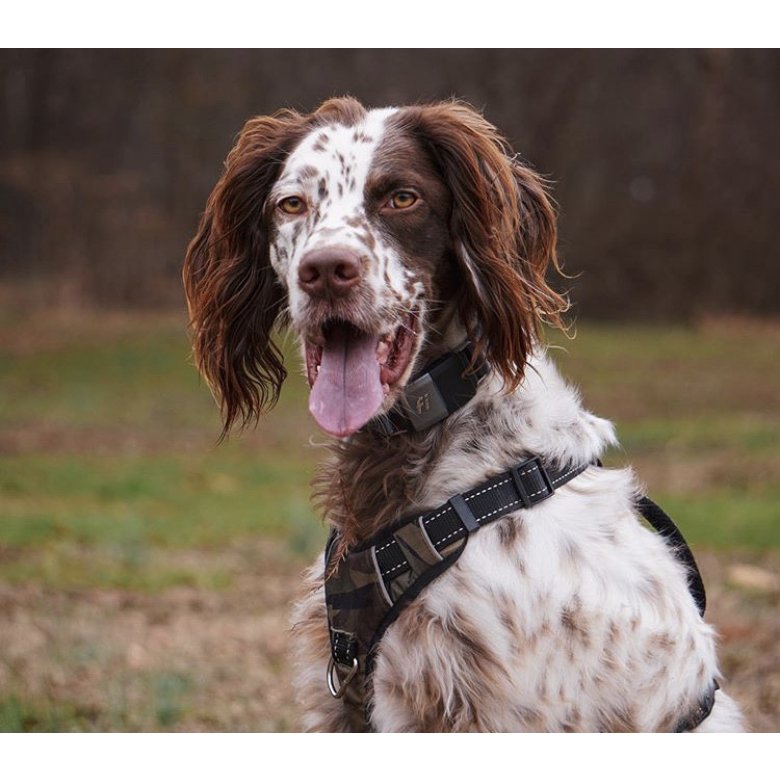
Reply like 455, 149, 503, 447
313, 346, 617, 551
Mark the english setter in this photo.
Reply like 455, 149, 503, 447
183, 97, 744, 732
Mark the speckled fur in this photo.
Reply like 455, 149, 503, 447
185, 98, 744, 732
293, 355, 744, 731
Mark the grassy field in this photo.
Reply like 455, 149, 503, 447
0, 308, 778, 731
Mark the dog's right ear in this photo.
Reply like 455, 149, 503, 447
406, 101, 568, 390
183, 110, 309, 438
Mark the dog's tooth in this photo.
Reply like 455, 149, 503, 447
376, 340, 391, 364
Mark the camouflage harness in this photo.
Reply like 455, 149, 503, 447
324, 455, 596, 730
323, 347, 716, 732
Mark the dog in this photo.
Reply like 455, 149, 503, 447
183, 97, 744, 732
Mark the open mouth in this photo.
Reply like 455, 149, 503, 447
304, 313, 418, 437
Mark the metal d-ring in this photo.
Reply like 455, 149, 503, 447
327, 656, 359, 698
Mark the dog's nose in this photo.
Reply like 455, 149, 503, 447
298, 247, 362, 298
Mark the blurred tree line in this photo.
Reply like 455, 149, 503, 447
0, 49, 777, 320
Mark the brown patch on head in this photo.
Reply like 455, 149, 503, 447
354, 229, 376, 251
353, 129, 374, 144
313, 97, 367, 128
364, 112, 456, 332
388, 101, 569, 384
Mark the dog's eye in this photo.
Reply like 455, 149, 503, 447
278, 196, 307, 215
386, 191, 418, 210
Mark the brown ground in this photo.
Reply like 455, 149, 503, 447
1, 542, 777, 732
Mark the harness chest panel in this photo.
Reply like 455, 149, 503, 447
323, 456, 712, 732
324, 456, 592, 730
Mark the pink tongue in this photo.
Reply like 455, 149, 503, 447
309, 325, 384, 437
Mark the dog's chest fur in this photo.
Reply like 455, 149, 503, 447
291, 353, 726, 732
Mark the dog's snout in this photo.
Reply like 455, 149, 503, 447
298, 247, 362, 298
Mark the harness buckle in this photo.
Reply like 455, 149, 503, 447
327, 656, 359, 699
510, 456, 554, 508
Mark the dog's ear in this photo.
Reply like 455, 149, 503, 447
411, 101, 568, 388
183, 110, 310, 438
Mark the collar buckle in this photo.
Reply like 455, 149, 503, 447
366, 342, 488, 438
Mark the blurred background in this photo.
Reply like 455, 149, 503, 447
0, 49, 777, 731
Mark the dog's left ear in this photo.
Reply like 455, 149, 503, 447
183, 110, 311, 438
410, 101, 568, 388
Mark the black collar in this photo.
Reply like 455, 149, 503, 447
365, 342, 488, 437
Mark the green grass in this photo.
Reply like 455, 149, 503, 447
0, 670, 195, 732
0, 450, 326, 590
0, 313, 778, 596
0, 452, 318, 548
653, 489, 780, 549
0, 695, 91, 732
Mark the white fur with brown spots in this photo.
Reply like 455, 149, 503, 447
184, 97, 744, 732
292, 355, 744, 731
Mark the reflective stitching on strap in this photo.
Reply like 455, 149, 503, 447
479, 498, 522, 521
550, 464, 584, 486
466, 477, 512, 501
383, 559, 407, 576
423, 504, 452, 526
375, 538, 396, 553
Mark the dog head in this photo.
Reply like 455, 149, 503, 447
183, 97, 566, 438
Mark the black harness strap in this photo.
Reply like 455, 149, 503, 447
636, 495, 706, 616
